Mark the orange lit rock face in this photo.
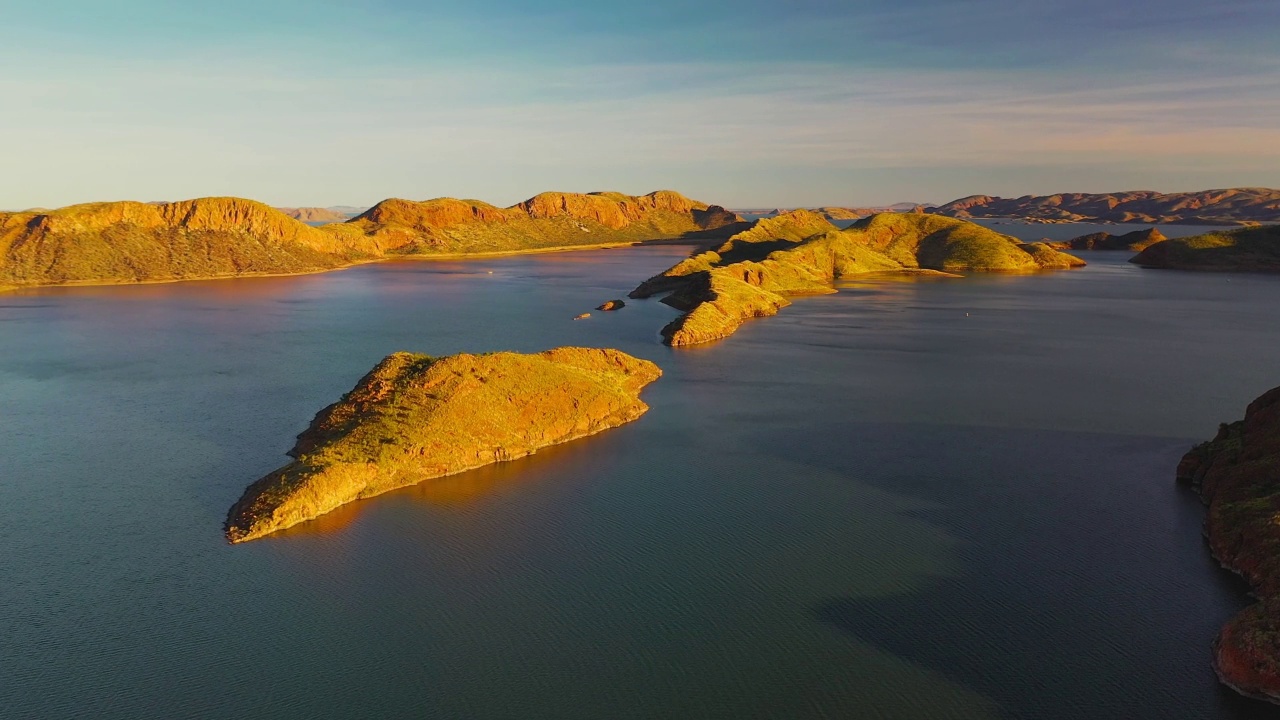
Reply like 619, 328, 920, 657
517, 190, 700, 229
224, 347, 661, 543
1179, 386, 1280, 704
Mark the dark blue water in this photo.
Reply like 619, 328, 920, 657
4, 240, 1280, 718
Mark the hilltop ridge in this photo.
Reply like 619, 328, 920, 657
1130, 225, 1280, 271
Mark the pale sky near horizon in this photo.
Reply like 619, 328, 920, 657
3, 0, 1279, 209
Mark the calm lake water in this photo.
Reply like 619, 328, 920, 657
5, 229, 1280, 718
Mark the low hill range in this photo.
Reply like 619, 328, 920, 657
733, 203, 937, 222
275, 207, 354, 223
630, 210, 1084, 346
0, 190, 745, 290
931, 188, 1280, 225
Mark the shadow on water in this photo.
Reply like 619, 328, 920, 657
772, 420, 1274, 719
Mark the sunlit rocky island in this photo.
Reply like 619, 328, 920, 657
226, 347, 660, 543
7, 183, 1280, 711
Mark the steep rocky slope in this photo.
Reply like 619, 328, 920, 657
1178, 386, 1280, 704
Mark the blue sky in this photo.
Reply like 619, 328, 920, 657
3, 0, 1278, 208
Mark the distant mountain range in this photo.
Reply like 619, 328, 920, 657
930, 188, 1280, 225
731, 203, 937, 222
275, 206, 369, 223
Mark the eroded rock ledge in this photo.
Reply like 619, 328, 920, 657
1178, 386, 1280, 704
225, 347, 661, 543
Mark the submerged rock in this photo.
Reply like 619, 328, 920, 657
225, 347, 661, 543
1179, 386, 1280, 703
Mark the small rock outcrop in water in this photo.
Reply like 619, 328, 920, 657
597, 300, 625, 311
1178, 386, 1280, 704
629, 211, 1084, 347
225, 347, 661, 543
1130, 225, 1280, 272
1047, 228, 1166, 251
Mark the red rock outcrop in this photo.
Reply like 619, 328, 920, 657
1178, 386, 1280, 704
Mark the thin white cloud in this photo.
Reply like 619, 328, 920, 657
1, 56, 1277, 206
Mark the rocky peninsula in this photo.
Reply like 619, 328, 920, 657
630, 211, 1084, 346
1178, 386, 1280, 704
1047, 228, 1166, 252
225, 347, 660, 543
1130, 225, 1280, 271
0, 191, 741, 290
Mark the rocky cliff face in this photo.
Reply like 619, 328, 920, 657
1178, 386, 1280, 704
629, 212, 1081, 347
0, 197, 377, 287
225, 347, 661, 543
932, 188, 1280, 225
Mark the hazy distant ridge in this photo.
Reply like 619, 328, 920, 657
931, 188, 1280, 225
